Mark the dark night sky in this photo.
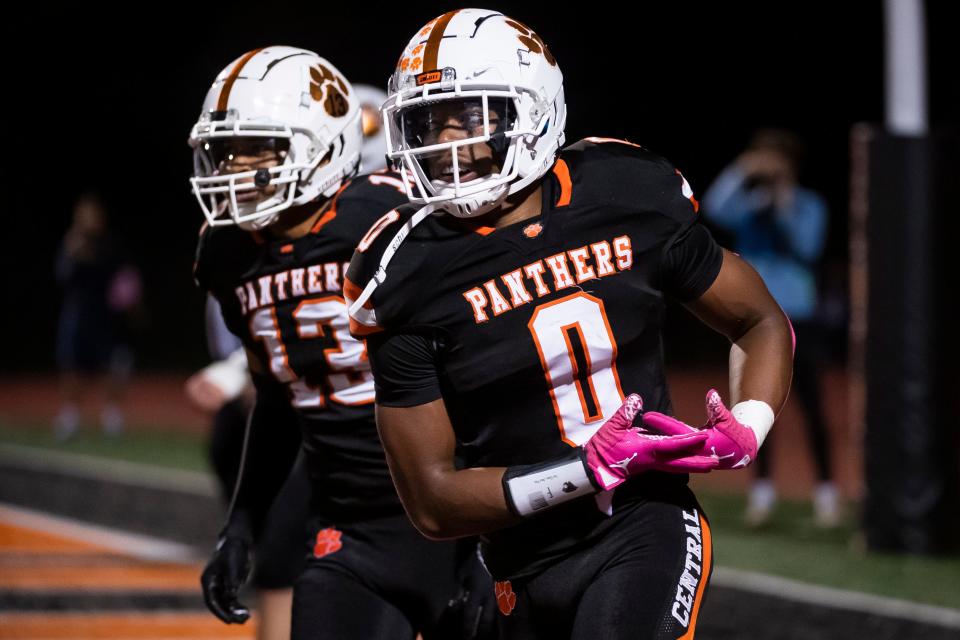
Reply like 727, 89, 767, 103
1, 2, 956, 371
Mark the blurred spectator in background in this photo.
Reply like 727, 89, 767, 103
703, 129, 839, 527
54, 192, 142, 440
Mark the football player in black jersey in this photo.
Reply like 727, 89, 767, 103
191, 46, 494, 640
347, 10, 794, 640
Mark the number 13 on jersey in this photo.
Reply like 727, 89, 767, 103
249, 296, 375, 409
528, 292, 626, 446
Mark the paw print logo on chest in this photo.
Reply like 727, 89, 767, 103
310, 64, 350, 117
505, 20, 556, 66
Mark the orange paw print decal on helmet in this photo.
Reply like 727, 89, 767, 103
417, 18, 438, 38
312, 527, 343, 558
399, 57, 422, 73
505, 20, 556, 66
309, 64, 350, 117
398, 39, 429, 74
494, 580, 517, 616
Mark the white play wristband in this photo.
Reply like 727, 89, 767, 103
731, 400, 775, 450
201, 348, 250, 401
503, 455, 596, 517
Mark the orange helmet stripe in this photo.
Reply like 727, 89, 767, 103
217, 48, 265, 111
424, 10, 460, 72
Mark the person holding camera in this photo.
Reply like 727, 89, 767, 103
703, 129, 839, 528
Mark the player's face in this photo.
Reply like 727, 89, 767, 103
208, 138, 289, 203
399, 98, 510, 184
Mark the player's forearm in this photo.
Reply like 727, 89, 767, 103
379, 392, 719, 538
728, 309, 793, 415
376, 401, 522, 539
220, 414, 267, 542
688, 251, 794, 420
377, 400, 630, 540
222, 379, 294, 539
391, 463, 520, 540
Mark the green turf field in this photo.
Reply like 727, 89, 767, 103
697, 491, 960, 609
1, 419, 958, 610
0, 421, 208, 471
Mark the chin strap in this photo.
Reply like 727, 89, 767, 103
347, 204, 435, 318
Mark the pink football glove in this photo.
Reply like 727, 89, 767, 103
641, 389, 758, 470
583, 394, 720, 490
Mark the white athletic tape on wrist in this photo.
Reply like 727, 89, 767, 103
503, 456, 596, 517
201, 349, 250, 401
731, 400, 775, 449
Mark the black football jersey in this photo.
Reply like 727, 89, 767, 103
195, 171, 411, 518
346, 140, 723, 577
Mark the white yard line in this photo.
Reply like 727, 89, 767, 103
0, 502, 199, 563
713, 566, 960, 629
0, 443, 217, 497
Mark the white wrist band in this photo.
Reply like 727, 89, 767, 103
731, 400, 775, 449
503, 453, 596, 517
202, 349, 250, 401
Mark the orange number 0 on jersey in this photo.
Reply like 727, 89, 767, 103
249, 297, 375, 409
528, 292, 626, 446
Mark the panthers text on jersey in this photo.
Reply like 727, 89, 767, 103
195, 171, 411, 519
346, 139, 724, 578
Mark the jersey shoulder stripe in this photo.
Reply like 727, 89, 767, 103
560, 137, 700, 224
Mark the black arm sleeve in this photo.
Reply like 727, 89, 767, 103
222, 373, 301, 542
366, 330, 444, 408
662, 222, 724, 302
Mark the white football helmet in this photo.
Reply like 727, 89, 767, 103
382, 9, 566, 218
189, 46, 362, 230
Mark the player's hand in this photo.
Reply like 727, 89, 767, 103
185, 350, 251, 414
185, 372, 228, 413
200, 536, 251, 624
642, 389, 758, 470
583, 394, 719, 490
